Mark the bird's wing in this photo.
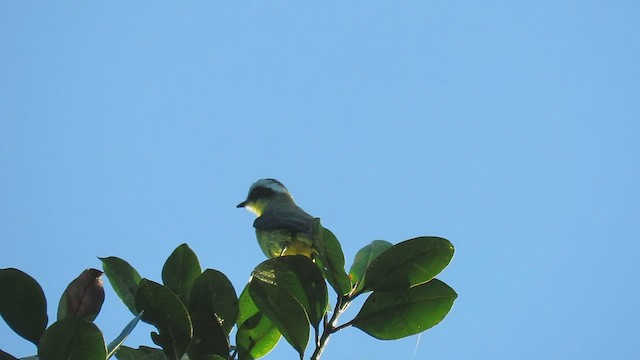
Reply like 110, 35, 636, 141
253, 207, 314, 233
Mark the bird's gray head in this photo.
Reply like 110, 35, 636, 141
237, 178, 292, 214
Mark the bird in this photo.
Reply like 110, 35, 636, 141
237, 178, 316, 259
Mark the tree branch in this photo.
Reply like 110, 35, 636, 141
310, 295, 352, 360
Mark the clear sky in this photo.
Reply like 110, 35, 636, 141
1, 2, 639, 359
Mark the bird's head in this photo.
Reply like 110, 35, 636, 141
237, 178, 293, 216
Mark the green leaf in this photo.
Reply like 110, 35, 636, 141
205, 356, 227, 360
57, 269, 105, 322
348, 240, 393, 294
362, 237, 454, 292
237, 285, 258, 327
0, 349, 18, 360
187, 306, 228, 360
187, 269, 237, 360
248, 272, 308, 359
161, 244, 201, 305
0, 268, 48, 345
115, 346, 167, 360
188, 269, 238, 335
351, 279, 457, 340
107, 311, 144, 359
236, 287, 281, 360
253, 256, 327, 333
186, 273, 230, 359
100, 257, 142, 315
312, 219, 351, 296
38, 317, 107, 360
236, 314, 281, 360
135, 279, 192, 360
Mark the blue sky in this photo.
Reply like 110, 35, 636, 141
1, 2, 639, 359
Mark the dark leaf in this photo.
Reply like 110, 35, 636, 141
362, 237, 454, 292
57, 268, 105, 322
115, 346, 167, 360
0, 349, 18, 360
188, 280, 230, 359
312, 219, 351, 296
0, 268, 48, 345
188, 269, 238, 335
252, 256, 327, 333
249, 265, 309, 359
38, 317, 107, 360
135, 279, 192, 360
348, 240, 393, 294
188, 298, 229, 360
352, 279, 457, 340
187, 269, 237, 360
161, 244, 201, 305
100, 257, 142, 315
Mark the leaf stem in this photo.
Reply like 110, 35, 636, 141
330, 319, 353, 334
310, 295, 353, 360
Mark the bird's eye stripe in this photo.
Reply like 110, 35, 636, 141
249, 187, 275, 201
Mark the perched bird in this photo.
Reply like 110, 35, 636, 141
237, 178, 316, 258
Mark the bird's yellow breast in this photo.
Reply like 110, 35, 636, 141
255, 229, 315, 259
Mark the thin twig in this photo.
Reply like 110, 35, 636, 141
330, 319, 353, 334
310, 295, 353, 360
229, 348, 238, 360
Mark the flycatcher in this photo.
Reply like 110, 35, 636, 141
237, 178, 316, 258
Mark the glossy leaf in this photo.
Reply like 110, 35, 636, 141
312, 219, 351, 295
237, 285, 258, 327
38, 317, 107, 360
187, 307, 228, 360
362, 237, 454, 292
57, 268, 105, 322
162, 243, 201, 305
352, 279, 457, 340
253, 256, 327, 332
0, 268, 48, 345
248, 275, 308, 358
237, 315, 280, 360
236, 287, 281, 360
187, 270, 236, 360
135, 279, 192, 360
188, 269, 238, 334
106, 311, 144, 359
349, 240, 393, 294
100, 257, 142, 315
115, 346, 167, 360
187, 272, 231, 360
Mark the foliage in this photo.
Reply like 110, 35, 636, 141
0, 219, 456, 360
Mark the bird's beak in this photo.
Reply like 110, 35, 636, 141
236, 200, 248, 208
